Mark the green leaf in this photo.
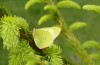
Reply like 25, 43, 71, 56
82, 40, 100, 49
32, 26, 61, 49
44, 5, 57, 13
38, 14, 54, 25
57, 0, 81, 9
25, 0, 44, 10
69, 22, 87, 31
89, 53, 100, 60
83, 5, 100, 13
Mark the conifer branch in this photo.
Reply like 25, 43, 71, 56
1, 0, 99, 65
56, 10, 93, 65
47, 0, 94, 65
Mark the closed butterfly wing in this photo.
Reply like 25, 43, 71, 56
33, 29, 53, 49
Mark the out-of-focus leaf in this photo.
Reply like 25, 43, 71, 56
69, 22, 87, 31
57, 0, 81, 9
25, 0, 44, 10
83, 5, 100, 13
82, 41, 100, 49
38, 14, 54, 25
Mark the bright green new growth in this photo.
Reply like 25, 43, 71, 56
83, 5, 100, 13
57, 0, 81, 9
25, 0, 44, 10
0, 16, 29, 49
43, 44, 63, 65
38, 14, 54, 25
16, 17, 29, 31
0, 7, 64, 65
25, 0, 98, 65
69, 22, 87, 31
82, 40, 100, 49
33, 26, 61, 49
82, 40, 100, 65
8, 40, 33, 65
0, 16, 20, 49
1, 0, 100, 65
89, 54, 100, 60
44, 5, 57, 13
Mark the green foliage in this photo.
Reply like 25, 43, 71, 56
0, 7, 11, 19
44, 5, 57, 13
83, 5, 100, 13
25, 0, 44, 10
89, 54, 100, 60
16, 17, 29, 31
43, 44, 63, 65
0, 13, 63, 65
0, 16, 20, 49
8, 40, 33, 65
38, 14, 54, 25
82, 40, 100, 49
81, 40, 100, 65
57, 0, 81, 9
0, 16, 29, 49
69, 22, 87, 31
82, 40, 100, 65
1, 0, 100, 65
26, 52, 35, 65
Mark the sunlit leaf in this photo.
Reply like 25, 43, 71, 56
25, 0, 44, 10
83, 5, 100, 13
89, 54, 100, 60
57, 0, 81, 9
69, 22, 87, 31
44, 5, 57, 13
38, 14, 54, 25
82, 41, 100, 49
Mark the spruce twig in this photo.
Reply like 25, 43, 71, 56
48, 0, 94, 65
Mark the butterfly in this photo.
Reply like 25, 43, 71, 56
32, 26, 61, 49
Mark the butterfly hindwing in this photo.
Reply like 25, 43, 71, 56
33, 29, 53, 49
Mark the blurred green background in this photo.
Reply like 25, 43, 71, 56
0, 0, 100, 65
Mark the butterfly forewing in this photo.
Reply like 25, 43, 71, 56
39, 26, 61, 40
